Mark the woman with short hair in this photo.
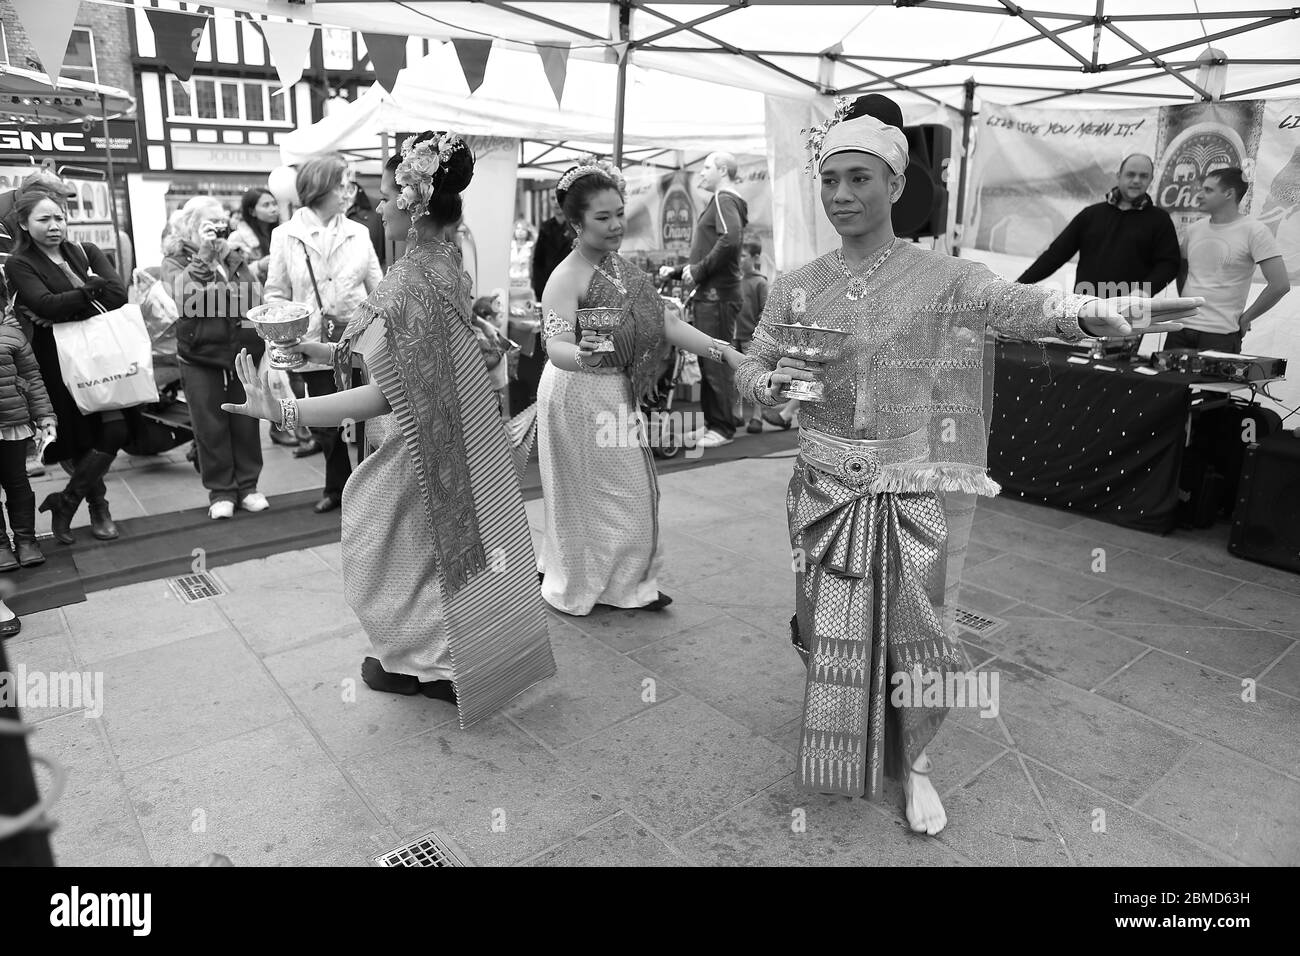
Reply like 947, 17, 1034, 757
161, 196, 267, 520
263, 154, 381, 513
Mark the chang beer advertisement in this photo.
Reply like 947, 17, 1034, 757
621, 156, 773, 256
1152, 100, 1266, 242
1252, 100, 1300, 282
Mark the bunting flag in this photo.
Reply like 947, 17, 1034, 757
452, 38, 493, 94
604, 41, 630, 67
362, 32, 407, 94
144, 7, 211, 82
10, 0, 81, 87
256, 20, 316, 91
537, 42, 571, 107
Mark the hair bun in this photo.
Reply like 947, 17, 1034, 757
408, 130, 475, 196
843, 94, 905, 131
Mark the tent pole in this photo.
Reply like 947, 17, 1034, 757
380, 131, 396, 267
99, 93, 125, 272
953, 78, 976, 258
613, 0, 631, 165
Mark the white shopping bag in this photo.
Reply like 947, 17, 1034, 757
53, 302, 160, 414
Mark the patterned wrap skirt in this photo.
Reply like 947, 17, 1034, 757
789, 427, 965, 799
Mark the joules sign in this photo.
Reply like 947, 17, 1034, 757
0, 121, 139, 162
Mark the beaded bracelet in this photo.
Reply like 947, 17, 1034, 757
280, 398, 299, 432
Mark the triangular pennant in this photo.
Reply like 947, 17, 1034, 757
537, 42, 570, 107
451, 38, 493, 94
11, 0, 82, 87
256, 20, 316, 91
362, 32, 407, 94
144, 7, 211, 83
604, 41, 630, 66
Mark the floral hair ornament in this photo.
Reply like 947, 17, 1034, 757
556, 155, 626, 196
801, 96, 855, 177
394, 131, 465, 222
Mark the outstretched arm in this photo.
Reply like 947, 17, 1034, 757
662, 303, 745, 369
222, 348, 391, 426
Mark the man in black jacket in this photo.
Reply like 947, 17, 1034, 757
661, 152, 749, 447
1018, 154, 1181, 341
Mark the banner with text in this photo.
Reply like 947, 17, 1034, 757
968, 98, 1300, 281
619, 155, 773, 267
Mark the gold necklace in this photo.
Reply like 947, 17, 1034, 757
578, 247, 627, 296
838, 239, 898, 301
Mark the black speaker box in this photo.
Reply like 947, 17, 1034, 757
1229, 434, 1300, 573
893, 124, 951, 239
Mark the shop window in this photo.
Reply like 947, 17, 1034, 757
243, 84, 265, 122
194, 80, 218, 120
166, 77, 288, 126
219, 82, 240, 119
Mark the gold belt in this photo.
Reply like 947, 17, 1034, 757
798, 427, 927, 486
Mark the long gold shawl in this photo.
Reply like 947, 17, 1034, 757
334, 241, 485, 595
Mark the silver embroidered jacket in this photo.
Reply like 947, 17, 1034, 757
735, 242, 1095, 496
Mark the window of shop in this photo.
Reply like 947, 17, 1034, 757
62, 28, 99, 85
167, 78, 291, 126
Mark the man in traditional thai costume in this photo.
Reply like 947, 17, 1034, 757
224, 132, 554, 727
734, 96, 1201, 834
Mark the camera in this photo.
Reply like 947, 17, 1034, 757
212, 223, 231, 240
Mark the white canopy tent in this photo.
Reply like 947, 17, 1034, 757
188, 2, 1300, 116
279, 43, 771, 173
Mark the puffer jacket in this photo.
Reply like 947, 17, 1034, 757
0, 318, 54, 429
160, 236, 265, 370
263, 207, 381, 372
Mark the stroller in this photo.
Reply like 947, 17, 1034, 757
123, 269, 195, 463
642, 292, 690, 460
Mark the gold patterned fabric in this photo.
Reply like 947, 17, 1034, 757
790, 442, 961, 798
734, 242, 1097, 797
334, 241, 555, 727
336, 240, 484, 595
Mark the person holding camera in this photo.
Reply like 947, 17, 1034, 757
161, 197, 267, 520
264, 155, 382, 513
4, 189, 135, 545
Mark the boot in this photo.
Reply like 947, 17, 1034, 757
6, 500, 42, 568
39, 449, 116, 546
86, 474, 119, 540
0, 510, 16, 572
38, 490, 80, 546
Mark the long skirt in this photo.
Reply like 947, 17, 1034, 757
536, 363, 661, 615
789, 458, 965, 799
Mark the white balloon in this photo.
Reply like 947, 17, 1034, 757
267, 165, 299, 205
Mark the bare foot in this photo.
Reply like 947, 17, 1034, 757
903, 752, 947, 835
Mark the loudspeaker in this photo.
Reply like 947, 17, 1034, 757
1229, 434, 1300, 573
893, 124, 951, 239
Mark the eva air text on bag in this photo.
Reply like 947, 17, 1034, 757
52, 301, 160, 414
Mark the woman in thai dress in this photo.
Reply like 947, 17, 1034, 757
222, 132, 554, 727
537, 160, 749, 616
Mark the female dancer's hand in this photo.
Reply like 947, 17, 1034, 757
221, 348, 281, 422
576, 329, 603, 363
287, 341, 336, 365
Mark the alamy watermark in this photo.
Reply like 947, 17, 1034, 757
0, 666, 104, 718
890, 665, 999, 718
595, 407, 709, 458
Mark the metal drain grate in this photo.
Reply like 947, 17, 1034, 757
373, 832, 464, 867
168, 572, 225, 603
953, 607, 1007, 637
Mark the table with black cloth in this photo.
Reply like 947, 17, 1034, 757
987, 339, 1229, 534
